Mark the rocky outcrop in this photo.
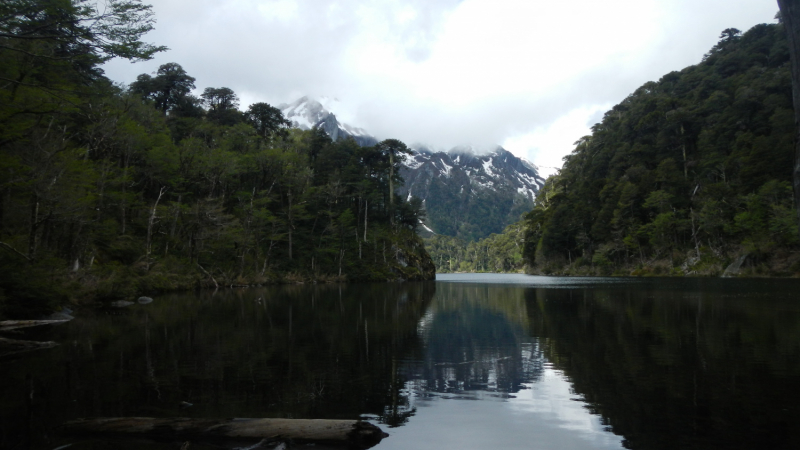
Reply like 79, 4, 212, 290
390, 231, 436, 281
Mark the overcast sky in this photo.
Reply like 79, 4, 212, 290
104, 0, 779, 173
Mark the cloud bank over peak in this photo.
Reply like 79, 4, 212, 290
103, 0, 778, 170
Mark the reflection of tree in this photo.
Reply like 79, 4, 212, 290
526, 282, 800, 450
0, 282, 435, 448
381, 358, 416, 427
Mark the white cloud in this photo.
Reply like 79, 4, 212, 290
103, 0, 779, 169
503, 104, 612, 177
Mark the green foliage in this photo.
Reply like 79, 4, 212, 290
0, 2, 434, 316
245, 102, 291, 140
419, 174, 533, 242
522, 21, 799, 275
130, 62, 197, 114
425, 221, 527, 273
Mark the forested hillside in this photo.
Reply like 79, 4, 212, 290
524, 22, 800, 276
0, 0, 433, 317
424, 221, 527, 273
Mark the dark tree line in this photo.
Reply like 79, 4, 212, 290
0, 1, 433, 317
424, 221, 527, 273
777, 1, 800, 231
523, 21, 799, 276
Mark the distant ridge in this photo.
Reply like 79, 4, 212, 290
279, 96, 546, 240
400, 145, 545, 240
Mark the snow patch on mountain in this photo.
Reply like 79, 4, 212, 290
277, 96, 548, 239
482, 159, 496, 177
279, 96, 377, 146
398, 145, 546, 239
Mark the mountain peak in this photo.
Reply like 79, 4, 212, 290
276, 96, 546, 240
401, 144, 546, 240
279, 96, 377, 146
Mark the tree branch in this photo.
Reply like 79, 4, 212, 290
0, 242, 32, 262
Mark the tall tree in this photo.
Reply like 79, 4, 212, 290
0, 0, 165, 66
777, 0, 800, 236
245, 102, 290, 140
201, 87, 240, 125
130, 62, 195, 114
375, 139, 410, 225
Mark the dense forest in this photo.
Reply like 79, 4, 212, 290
523, 22, 800, 276
0, 0, 434, 318
424, 220, 527, 273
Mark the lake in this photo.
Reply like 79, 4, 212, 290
2, 273, 800, 449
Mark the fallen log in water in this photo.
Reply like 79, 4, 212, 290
0, 336, 58, 357
60, 417, 388, 449
0, 319, 71, 332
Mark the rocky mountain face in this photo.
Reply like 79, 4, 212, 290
399, 145, 545, 240
279, 96, 377, 147
279, 96, 546, 240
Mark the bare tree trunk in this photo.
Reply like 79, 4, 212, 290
288, 228, 293, 260
96, 162, 108, 222
121, 155, 129, 234
287, 190, 293, 260
0, 242, 32, 261
690, 207, 701, 258
0, 187, 5, 232
1, 320, 71, 331
681, 124, 688, 180
777, 0, 800, 238
197, 264, 218, 289
0, 337, 58, 357
262, 240, 275, 276
61, 417, 387, 449
389, 152, 395, 226
357, 227, 362, 259
145, 187, 166, 270
27, 194, 39, 259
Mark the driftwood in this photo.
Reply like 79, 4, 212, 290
60, 417, 388, 449
0, 319, 71, 332
0, 320, 67, 357
0, 336, 58, 356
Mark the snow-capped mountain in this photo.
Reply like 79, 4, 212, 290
278, 96, 377, 147
399, 145, 546, 240
278, 96, 547, 240
403, 144, 545, 203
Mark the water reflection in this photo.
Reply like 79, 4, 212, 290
0, 282, 435, 449
3, 275, 800, 450
524, 278, 800, 450
509, 366, 621, 446
378, 277, 623, 450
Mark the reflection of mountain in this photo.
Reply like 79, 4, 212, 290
404, 283, 545, 399
525, 282, 800, 450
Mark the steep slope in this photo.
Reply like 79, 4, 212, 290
523, 23, 800, 276
400, 145, 545, 241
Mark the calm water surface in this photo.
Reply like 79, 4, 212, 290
2, 274, 800, 449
